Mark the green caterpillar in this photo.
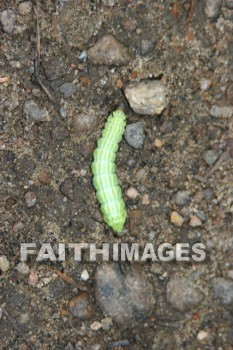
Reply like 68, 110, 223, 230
91, 110, 127, 233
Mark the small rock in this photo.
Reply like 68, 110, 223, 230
141, 39, 154, 55
59, 82, 77, 98
88, 35, 131, 66
28, 272, 39, 286
126, 187, 139, 200
212, 278, 233, 310
210, 105, 233, 118
12, 221, 24, 233
1, 9, 16, 33
160, 120, 174, 134
5, 197, 17, 210
23, 100, 48, 121
81, 269, 89, 281
129, 209, 144, 235
170, 211, 184, 227
154, 138, 163, 148
193, 209, 207, 222
124, 122, 145, 149
197, 330, 208, 341
204, 0, 222, 18
95, 263, 154, 327
82, 142, 95, 159
38, 171, 51, 185
101, 317, 112, 330
0, 256, 10, 272
124, 80, 166, 115
166, 276, 205, 311
59, 177, 74, 200
68, 292, 92, 319
90, 321, 102, 331
16, 262, 30, 275
225, 0, 233, 9
4, 93, 19, 111
203, 149, 219, 166
142, 194, 150, 205
73, 113, 97, 134
18, 1, 32, 16
189, 215, 202, 227
200, 78, 211, 91
173, 191, 190, 206
203, 188, 214, 200
25, 191, 37, 208
102, 0, 116, 5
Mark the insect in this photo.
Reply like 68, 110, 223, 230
91, 109, 127, 233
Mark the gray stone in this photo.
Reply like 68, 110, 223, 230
24, 191, 37, 208
212, 278, 233, 310
59, 177, 74, 200
124, 80, 166, 115
173, 191, 190, 206
95, 263, 155, 327
203, 149, 219, 166
88, 35, 131, 66
0, 256, 10, 272
1, 9, 16, 33
73, 113, 98, 134
102, 0, 116, 6
18, 1, 32, 16
166, 276, 205, 311
16, 262, 30, 275
210, 105, 233, 118
124, 122, 145, 149
141, 39, 154, 56
225, 0, 233, 9
59, 82, 77, 98
23, 100, 48, 121
204, 0, 222, 19
68, 292, 92, 319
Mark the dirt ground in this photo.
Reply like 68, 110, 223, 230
0, 0, 233, 349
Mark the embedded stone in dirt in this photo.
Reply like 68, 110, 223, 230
88, 35, 131, 66
68, 292, 93, 319
73, 113, 98, 134
94, 262, 155, 327
166, 276, 205, 311
1, 9, 16, 33
23, 100, 48, 122
212, 278, 233, 311
124, 80, 166, 115
124, 122, 145, 149
204, 0, 222, 19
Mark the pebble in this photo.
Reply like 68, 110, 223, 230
160, 120, 174, 134
101, 317, 112, 330
38, 171, 51, 185
225, 0, 233, 9
12, 221, 24, 233
73, 113, 97, 134
154, 138, 163, 148
126, 187, 139, 199
170, 211, 184, 227
4, 93, 19, 111
166, 276, 204, 311
203, 149, 219, 166
200, 78, 211, 91
90, 321, 102, 331
18, 1, 32, 16
88, 35, 131, 66
141, 39, 154, 56
173, 191, 190, 206
81, 269, 89, 281
124, 80, 166, 115
16, 262, 30, 275
28, 272, 39, 286
189, 215, 202, 227
59, 82, 77, 98
197, 330, 208, 341
94, 262, 154, 327
0, 255, 10, 272
124, 122, 145, 149
68, 292, 93, 319
23, 100, 48, 121
142, 194, 150, 205
5, 197, 17, 210
210, 105, 233, 118
102, 0, 116, 6
1, 9, 16, 33
204, 0, 222, 18
24, 191, 37, 208
59, 177, 74, 200
212, 278, 233, 310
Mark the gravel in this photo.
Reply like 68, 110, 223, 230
95, 263, 155, 327
212, 278, 233, 310
0, 9, 16, 33
23, 100, 48, 121
88, 35, 131, 66
141, 39, 154, 55
203, 149, 219, 166
59, 82, 77, 98
173, 191, 191, 206
16, 262, 30, 275
204, 0, 223, 19
68, 292, 93, 319
124, 122, 145, 149
24, 191, 37, 208
166, 276, 205, 311
18, 1, 32, 16
124, 80, 166, 115
170, 211, 184, 227
210, 105, 233, 118
0, 256, 10, 272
